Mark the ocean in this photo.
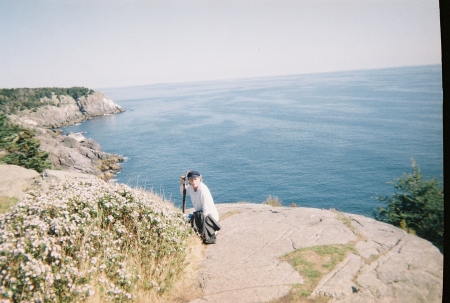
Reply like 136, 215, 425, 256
62, 65, 443, 217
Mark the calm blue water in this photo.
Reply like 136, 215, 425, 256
62, 65, 443, 217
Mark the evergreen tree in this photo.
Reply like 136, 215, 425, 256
373, 160, 444, 252
0, 114, 51, 173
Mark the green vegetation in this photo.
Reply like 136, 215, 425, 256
0, 87, 95, 173
0, 87, 94, 114
373, 160, 444, 253
220, 209, 243, 221
0, 196, 18, 214
272, 244, 356, 302
0, 179, 193, 302
331, 209, 365, 241
0, 113, 51, 173
262, 195, 282, 207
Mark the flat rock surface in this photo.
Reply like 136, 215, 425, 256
0, 165, 98, 199
188, 203, 443, 303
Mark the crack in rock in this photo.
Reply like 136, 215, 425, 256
289, 238, 297, 250
352, 218, 364, 226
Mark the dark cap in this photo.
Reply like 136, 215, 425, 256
187, 171, 201, 179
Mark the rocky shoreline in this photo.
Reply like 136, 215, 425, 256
7, 90, 125, 180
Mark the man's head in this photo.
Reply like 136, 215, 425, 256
187, 171, 200, 179
187, 171, 201, 188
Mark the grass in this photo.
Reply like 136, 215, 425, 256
262, 197, 298, 207
262, 195, 282, 207
334, 211, 353, 228
270, 244, 357, 303
0, 195, 18, 214
330, 209, 365, 241
158, 236, 205, 303
220, 210, 243, 221
95, 235, 205, 303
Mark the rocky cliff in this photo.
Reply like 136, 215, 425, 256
8, 91, 124, 129
7, 90, 125, 179
35, 128, 123, 179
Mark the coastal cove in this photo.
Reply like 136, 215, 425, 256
63, 65, 443, 217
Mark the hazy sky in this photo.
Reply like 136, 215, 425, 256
0, 0, 442, 89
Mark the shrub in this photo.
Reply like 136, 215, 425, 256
373, 160, 443, 252
0, 178, 192, 302
262, 195, 281, 207
0, 114, 52, 173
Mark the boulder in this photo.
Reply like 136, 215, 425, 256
0, 164, 40, 199
0, 165, 99, 201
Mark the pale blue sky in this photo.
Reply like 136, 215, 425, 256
0, 0, 442, 89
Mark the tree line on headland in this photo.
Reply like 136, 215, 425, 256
0, 87, 93, 114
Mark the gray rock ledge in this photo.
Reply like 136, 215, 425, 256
188, 203, 443, 303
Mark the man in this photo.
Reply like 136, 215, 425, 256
180, 170, 219, 222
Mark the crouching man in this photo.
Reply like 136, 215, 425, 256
180, 171, 220, 244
